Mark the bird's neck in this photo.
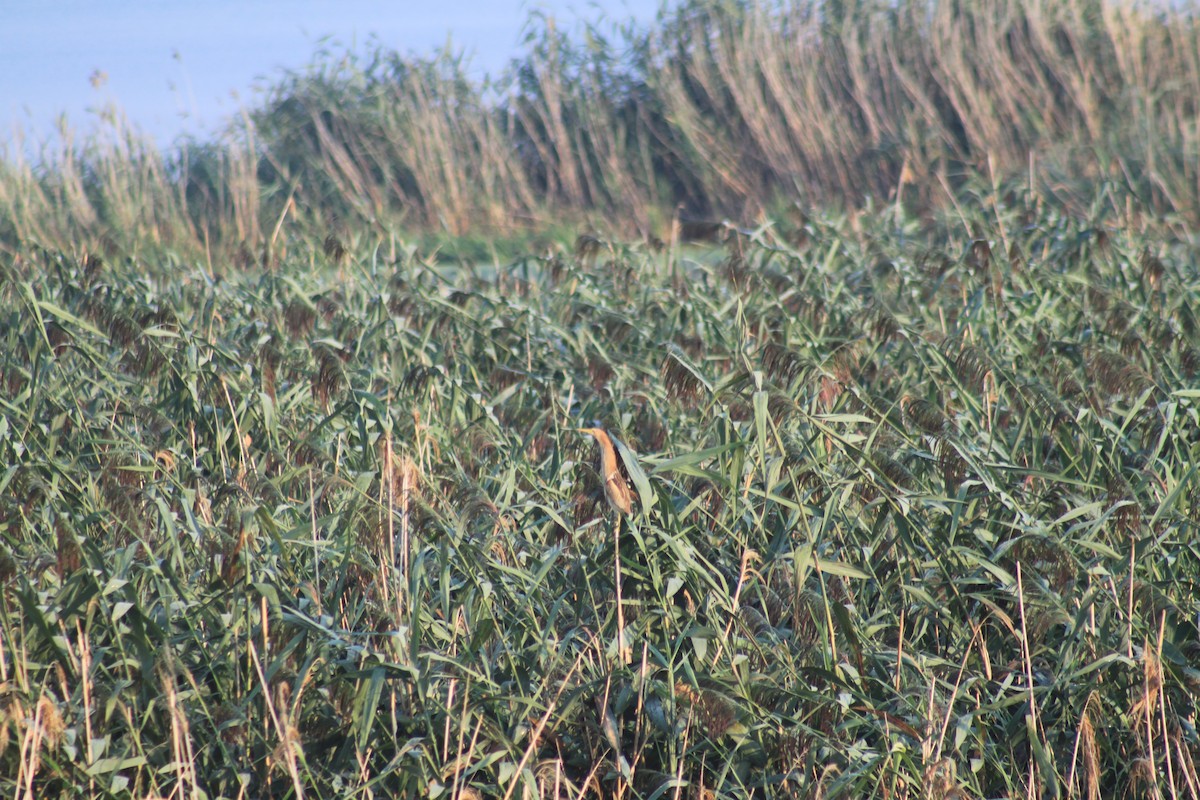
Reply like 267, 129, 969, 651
597, 435, 620, 475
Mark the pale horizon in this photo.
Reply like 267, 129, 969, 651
0, 0, 663, 152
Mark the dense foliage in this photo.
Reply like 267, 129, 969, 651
3, 0, 1200, 257
2, 183, 1198, 798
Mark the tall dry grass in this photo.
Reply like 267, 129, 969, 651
2, 0, 1199, 255
0, 106, 259, 261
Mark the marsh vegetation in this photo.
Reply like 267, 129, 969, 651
1, 1, 1199, 798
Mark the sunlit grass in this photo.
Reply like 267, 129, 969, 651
1, 181, 1198, 798
5, 0, 1200, 263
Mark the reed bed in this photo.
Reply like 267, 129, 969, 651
3, 0, 1200, 259
1, 179, 1198, 797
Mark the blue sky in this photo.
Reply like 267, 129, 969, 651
0, 0, 662, 150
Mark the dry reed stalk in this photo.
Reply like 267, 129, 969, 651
248, 618, 305, 799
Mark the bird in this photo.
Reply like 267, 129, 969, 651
578, 426, 635, 664
578, 427, 633, 517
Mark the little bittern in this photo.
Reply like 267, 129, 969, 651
579, 427, 633, 516
579, 426, 634, 664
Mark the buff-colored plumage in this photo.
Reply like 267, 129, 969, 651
579, 426, 635, 665
579, 427, 633, 516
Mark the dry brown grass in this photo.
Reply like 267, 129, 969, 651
4, 0, 1199, 256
